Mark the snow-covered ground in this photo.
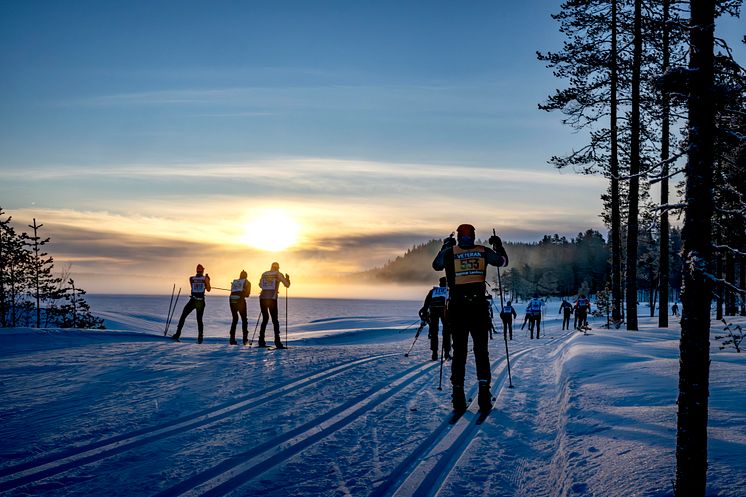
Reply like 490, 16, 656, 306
0, 298, 744, 497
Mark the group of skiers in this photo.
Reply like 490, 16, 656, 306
416, 224, 605, 414
170, 262, 291, 348
558, 294, 592, 331
169, 222, 595, 417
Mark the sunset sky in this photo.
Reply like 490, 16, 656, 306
1, 1, 743, 298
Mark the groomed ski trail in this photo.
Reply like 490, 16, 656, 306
0, 352, 399, 493
370, 330, 574, 497
155, 360, 441, 497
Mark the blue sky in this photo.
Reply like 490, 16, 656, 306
1, 0, 573, 168
0, 1, 743, 296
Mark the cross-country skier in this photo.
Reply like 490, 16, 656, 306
257, 262, 291, 348
229, 270, 251, 345
559, 299, 574, 330
419, 277, 451, 361
574, 294, 591, 330
671, 302, 679, 317
432, 224, 508, 414
499, 300, 517, 340
526, 294, 545, 339
172, 264, 211, 343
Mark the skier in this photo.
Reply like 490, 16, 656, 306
257, 262, 291, 348
526, 294, 545, 339
671, 302, 679, 317
419, 277, 451, 361
499, 300, 517, 340
172, 264, 211, 343
575, 294, 591, 330
229, 270, 251, 345
432, 224, 508, 414
559, 299, 574, 330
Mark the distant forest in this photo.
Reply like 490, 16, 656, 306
359, 228, 683, 303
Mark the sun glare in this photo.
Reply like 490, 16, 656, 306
241, 210, 300, 252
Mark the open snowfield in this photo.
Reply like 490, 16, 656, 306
0, 297, 744, 497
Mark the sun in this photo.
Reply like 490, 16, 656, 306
241, 210, 300, 252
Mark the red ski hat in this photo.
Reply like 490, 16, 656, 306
456, 224, 475, 240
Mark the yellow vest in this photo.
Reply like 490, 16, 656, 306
452, 246, 487, 285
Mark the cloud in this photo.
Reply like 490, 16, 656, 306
60, 82, 521, 118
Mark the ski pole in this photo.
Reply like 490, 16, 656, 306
285, 285, 288, 347
399, 319, 421, 334
497, 265, 513, 388
169, 289, 182, 332
437, 332, 445, 391
249, 310, 261, 347
164, 284, 175, 336
404, 321, 426, 357
165, 288, 181, 336
211, 286, 231, 292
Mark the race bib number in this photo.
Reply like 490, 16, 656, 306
432, 287, 448, 299
453, 247, 487, 284
231, 279, 245, 293
191, 279, 205, 293
259, 275, 276, 291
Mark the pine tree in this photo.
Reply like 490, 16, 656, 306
22, 219, 62, 328
0, 212, 31, 327
52, 279, 105, 329
538, 0, 633, 323
675, 0, 716, 493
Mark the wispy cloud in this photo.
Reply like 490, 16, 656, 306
61, 83, 520, 116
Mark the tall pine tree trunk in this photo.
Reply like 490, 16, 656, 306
738, 256, 746, 316
611, 0, 623, 324
725, 252, 736, 315
675, 0, 715, 493
659, 0, 671, 328
626, 0, 642, 330
29, 219, 42, 328
715, 244, 725, 321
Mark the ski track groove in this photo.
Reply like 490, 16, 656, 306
157, 360, 440, 497
370, 330, 575, 497
0, 352, 399, 493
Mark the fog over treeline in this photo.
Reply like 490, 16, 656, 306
359, 228, 683, 302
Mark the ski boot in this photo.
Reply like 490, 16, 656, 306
257, 338, 267, 348
431, 351, 438, 361
171, 330, 181, 342
275, 342, 287, 349
452, 385, 467, 413
478, 382, 493, 413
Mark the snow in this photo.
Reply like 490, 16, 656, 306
0, 297, 744, 497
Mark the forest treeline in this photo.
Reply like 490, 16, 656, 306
361, 228, 684, 304
537, 1, 745, 495
0, 207, 104, 329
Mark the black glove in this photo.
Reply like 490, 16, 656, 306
488, 235, 502, 248
442, 236, 456, 249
